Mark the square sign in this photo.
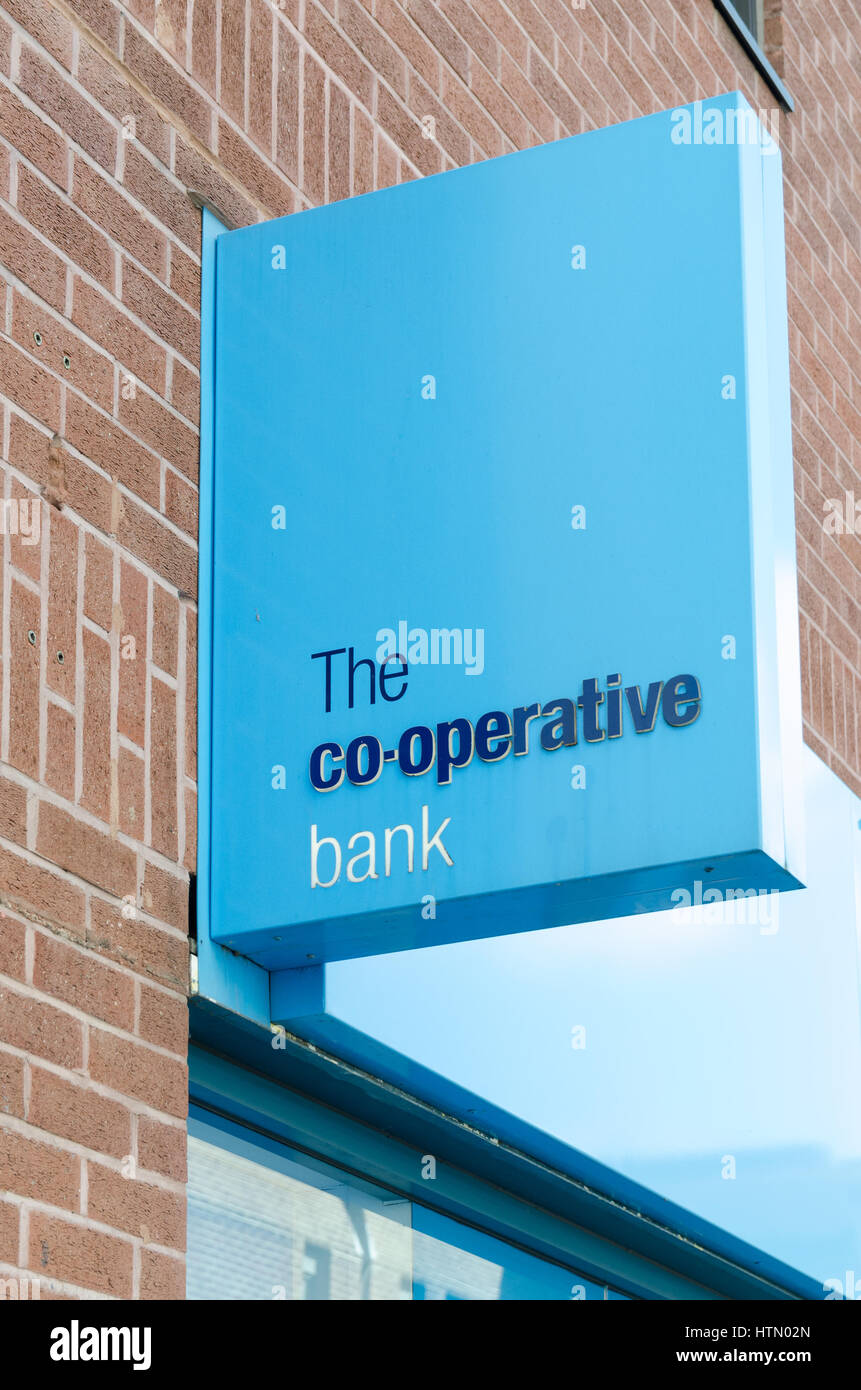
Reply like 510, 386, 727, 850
205, 93, 804, 969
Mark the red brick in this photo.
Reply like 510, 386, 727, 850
118, 383, 199, 481
151, 583, 179, 674
4, 480, 43, 585
302, 54, 327, 205
467, 58, 533, 148
218, 119, 294, 217
8, 581, 40, 780
0, 985, 83, 1069
352, 104, 374, 195
140, 1246, 185, 1298
77, 38, 169, 162
184, 606, 197, 780
17, 165, 114, 288
73, 155, 167, 281
377, 0, 441, 89
70, 277, 167, 397
275, 25, 300, 184
29, 1067, 130, 1157
0, 1048, 26, 1120
0, 844, 85, 937
140, 867, 186, 934
121, 141, 201, 251
10, 290, 114, 414
405, 73, 471, 165
376, 84, 440, 176
6, 477, 48, 587
126, 0, 156, 26
328, 82, 351, 203
173, 132, 259, 230
0, 334, 61, 431
0, 1198, 18, 1263
306, 0, 374, 106
403, 0, 470, 82
124, 24, 211, 143
441, 67, 503, 156
168, 358, 200, 429
220, 0, 247, 122
5, 0, 74, 68
0, 83, 66, 188
138, 1114, 186, 1181
249, 0, 274, 148
87, 1159, 185, 1247
54, 451, 115, 541
154, 0, 188, 64
161, 363, 197, 454
7, 422, 53, 521
151, 675, 177, 858
81, 628, 112, 822
117, 746, 145, 838
29, 1209, 133, 1298
45, 701, 76, 802
191, 0, 218, 90
65, 0, 123, 51
45, 508, 78, 703
526, 44, 581, 135
0, 205, 66, 311
83, 533, 114, 631
502, 0, 556, 64
89, 1028, 187, 1117
36, 802, 136, 899
138, 982, 186, 1054
117, 491, 197, 596
0, 909, 27, 981
17, 46, 116, 172
169, 243, 200, 312
478, 0, 530, 64
121, 259, 198, 365
183, 786, 196, 871
88, 894, 188, 990
0, 775, 27, 849
65, 392, 161, 510
118, 559, 147, 746
376, 132, 398, 189
0, 1128, 80, 1209
342, 0, 407, 97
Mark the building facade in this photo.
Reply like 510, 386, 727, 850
0, 0, 859, 1300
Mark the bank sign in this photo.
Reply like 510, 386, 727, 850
205, 93, 804, 969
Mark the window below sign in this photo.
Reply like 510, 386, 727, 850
732, 0, 764, 40
187, 1110, 629, 1301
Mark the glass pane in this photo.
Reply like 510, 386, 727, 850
187, 1112, 624, 1300
187, 1116, 412, 1300
411, 1207, 620, 1300
733, 0, 762, 39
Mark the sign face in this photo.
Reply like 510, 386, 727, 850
206, 93, 804, 969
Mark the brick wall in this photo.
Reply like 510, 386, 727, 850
0, 0, 857, 1300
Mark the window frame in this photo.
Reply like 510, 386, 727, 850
712, 0, 795, 111
187, 1101, 624, 1301
188, 1007, 822, 1302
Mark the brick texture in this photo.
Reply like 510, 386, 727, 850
0, 0, 858, 1302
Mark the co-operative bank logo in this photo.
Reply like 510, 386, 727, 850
299, 637, 702, 890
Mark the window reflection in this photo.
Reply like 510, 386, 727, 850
187, 1115, 627, 1301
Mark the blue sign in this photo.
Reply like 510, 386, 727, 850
205, 93, 804, 968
